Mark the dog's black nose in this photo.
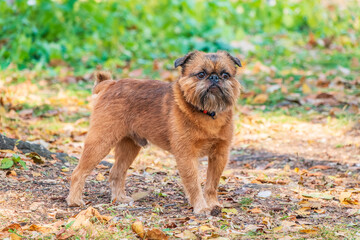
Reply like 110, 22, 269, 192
209, 74, 219, 84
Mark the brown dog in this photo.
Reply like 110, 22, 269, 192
66, 50, 241, 214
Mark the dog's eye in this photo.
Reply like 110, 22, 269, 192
221, 73, 230, 79
197, 72, 206, 79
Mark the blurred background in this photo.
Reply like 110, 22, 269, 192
1, 0, 359, 72
0, 0, 359, 150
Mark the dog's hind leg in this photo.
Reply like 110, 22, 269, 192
66, 128, 116, 207
109, 137, 140, 203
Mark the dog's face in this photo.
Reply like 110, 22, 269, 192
175, 51, 242, 113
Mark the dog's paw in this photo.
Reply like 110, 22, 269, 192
111, 195, 134, 203
66, 196, 85, 207
210, 205, 222, 216
207, 201, 223, 209
193, 203, 210, 216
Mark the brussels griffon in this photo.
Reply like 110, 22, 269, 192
66, 50, 242, 214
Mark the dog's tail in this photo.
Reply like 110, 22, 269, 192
92, 71, 116, 94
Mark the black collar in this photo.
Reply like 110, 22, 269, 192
200, 109, 216, 119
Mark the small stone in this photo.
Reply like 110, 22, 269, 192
257, 190, 272, 198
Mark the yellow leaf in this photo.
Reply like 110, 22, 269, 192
27, 224, 53, 233
10, 233, 21, 240
219, 176, 227, 185
273, 226, 283, 232
302, 83, 312, 94
96, 173, 105, 181
314, 209, 326, 214
0, 149, 16, 154
199, 225, 213, 232
294, 167, 299, 173
339, 191, 352, 204
132, 221, 145, 239
222, 208, 238, 215
61, 168, 69, 172
300, 228, 319, 234
68, 206, 112, 229
252, 94, 268, 104
249, 208, 262, 214
32, 172, 41, 177
295, 207, 311, 215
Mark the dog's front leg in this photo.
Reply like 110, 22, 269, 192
204, 141, 230, 209
176, 155, 209, 214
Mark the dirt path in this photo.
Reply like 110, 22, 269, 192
1, 113, 360, 239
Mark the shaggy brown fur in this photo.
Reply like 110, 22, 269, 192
66, 50, 242, 214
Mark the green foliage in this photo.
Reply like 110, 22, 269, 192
0, 0, 358, 70
0, 154, 28, 170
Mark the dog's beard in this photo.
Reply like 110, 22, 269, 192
180, 77, 240, 113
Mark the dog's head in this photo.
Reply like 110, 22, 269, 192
175, 50, 242, 113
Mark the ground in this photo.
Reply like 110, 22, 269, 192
1, 46, 360, 239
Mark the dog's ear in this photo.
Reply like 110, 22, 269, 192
223, 51, 242, 67
174, 51, 198, 68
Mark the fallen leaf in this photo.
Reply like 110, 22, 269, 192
68, 206, 112, 229
146, 228, 168, 240
273, 226, 283, 232
302, 83, 312, 94
2, 223, 22, 233
26, 152, 44, 164
164, 222, 177, 228
295, 207, 311, 215
174, 230, 197, 239
302, 193, 333, 200
222, 208, 238, 215
131, 191, 150, 201
0, 149, 16, 154
199, 225, 213, 232
249, 207, 262, 214
252, 94, 268, 104
309, 165, 331, 170
314, 209, 326, 214
339, 191, 359, 205
6, 170, 17, 177
96, 164, 109, 169
132, 220, 145, 239
256, 179, 289, 185
300, 228, 319, 235
339, 191, 352, 203
61, 168, 69, 172
281, 220, 298, 230
10, 233, 22, 240
96, 173, 105, 181
56, 228, 76, 240
26, 224, 53, 233
298, 200, 322, 209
